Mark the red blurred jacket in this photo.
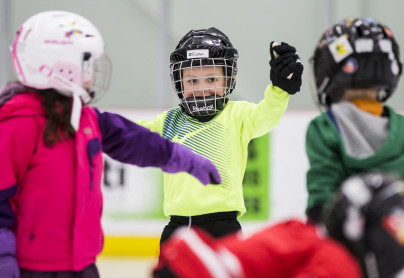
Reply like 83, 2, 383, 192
156, 219, 362, 278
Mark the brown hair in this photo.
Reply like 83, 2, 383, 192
39, 89, 75, 146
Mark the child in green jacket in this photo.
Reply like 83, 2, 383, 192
306, 17, 403, 223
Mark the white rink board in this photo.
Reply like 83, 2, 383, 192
270, 110, 317, 221
99, 108, 318, 236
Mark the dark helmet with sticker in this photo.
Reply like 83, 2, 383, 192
169, 27, 238, 120
324, 171, 404, 278
310, 17, 402, 108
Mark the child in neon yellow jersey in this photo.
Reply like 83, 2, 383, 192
138, 27, 303, 245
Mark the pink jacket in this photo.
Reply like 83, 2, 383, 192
0, 86, 206, 271
0, 91, 104, 271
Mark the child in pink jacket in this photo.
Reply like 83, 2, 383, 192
0, 10, 220, 278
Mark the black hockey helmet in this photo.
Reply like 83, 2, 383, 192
170, 27, 238, 119
324, 171, 404, 278
311, 17, 402, 108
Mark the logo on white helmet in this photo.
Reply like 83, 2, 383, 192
187, 49, 209, 59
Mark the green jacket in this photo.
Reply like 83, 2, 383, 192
138, 85, 289, 217
306, 106, 404, 218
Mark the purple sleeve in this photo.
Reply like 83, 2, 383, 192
0, 185, 17, 228
95, 109, 173, 167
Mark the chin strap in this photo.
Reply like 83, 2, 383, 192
70, 88, 83, 131
191, 113, 216, 122
181, 96, 227, 119
38, 64, 92, 131
50, 74, 92, 131
15, 53, 93, 130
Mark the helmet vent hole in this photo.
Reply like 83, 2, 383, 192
83, 52, 92, 61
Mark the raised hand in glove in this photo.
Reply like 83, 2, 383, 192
0, 228, 19, 278
162, 143, 221, 185
269, 41, 303, 95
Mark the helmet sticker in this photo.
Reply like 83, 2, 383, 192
65, 29, 83, 38
391, 60, 400, 75
379, 39, 393, 55
363, 17, 377, 24
328, 35, 354, 63
355, 39, 374, 53
382, 209, 404, 245
384, 27, 394, 38
187, 49, 209, 59
344, 18, 356, 27
343, 58, 358, 74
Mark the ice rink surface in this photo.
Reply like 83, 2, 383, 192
97, 256, 157, 278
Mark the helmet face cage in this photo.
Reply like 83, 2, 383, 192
87, 53, 112, 103
311, 17, 402, 109
324, 172, 404, 278
170, 57, 237, 117
169, 27, 238, 118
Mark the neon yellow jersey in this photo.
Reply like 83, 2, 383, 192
137, 85, 289, 217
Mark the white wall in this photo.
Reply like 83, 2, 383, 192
6, 0, 404, 110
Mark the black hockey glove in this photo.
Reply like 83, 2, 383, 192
269, 41, 303, 95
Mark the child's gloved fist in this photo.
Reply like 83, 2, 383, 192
269, 41, 304, 95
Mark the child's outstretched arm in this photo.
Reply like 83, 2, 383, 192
242, 41, 304, 139
96, 109, 221, 185
0, 228, 19, 277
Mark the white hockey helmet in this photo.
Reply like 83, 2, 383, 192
12, 10, 111, 129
